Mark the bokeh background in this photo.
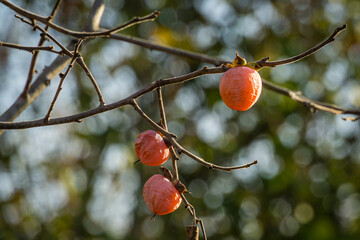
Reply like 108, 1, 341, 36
1, 0, 360, 239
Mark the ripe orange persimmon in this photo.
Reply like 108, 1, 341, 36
135, 130, 170, 166
143, 174, 182, 215
219, 66, 262, 111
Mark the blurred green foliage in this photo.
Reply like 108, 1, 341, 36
1, 0, 360, 239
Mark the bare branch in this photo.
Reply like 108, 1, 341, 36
131, 99, 177, 139
131, 99, 258, 172
262, 79, 360, 116
76, 56, 106, 105
249, 25, 347, 69
22, 0, 63, 96
0, 65, 226, 130
0, 0, 107, 135
44, 40, 83, 122
110, 34, 228, 66
156, 87, 167, 130
156, 88, 180, 180
15, 16, 106, 106
0, 41, 57, 53
1, 0, 159, 39
14, 15, 72, 56
176, 145, 258, 172
93, 11, 160, 37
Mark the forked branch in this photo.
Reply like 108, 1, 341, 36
44, 39, 83, 122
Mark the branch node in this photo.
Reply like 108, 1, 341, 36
31, 19, 37, 31
43, 116, 50, 123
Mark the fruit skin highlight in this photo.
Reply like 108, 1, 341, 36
143, 174, 182, 215
135, 130, 170, 166
219, 66, 262, 111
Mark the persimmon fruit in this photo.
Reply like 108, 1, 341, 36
143, 174, 182, 215
135, 130, 170, 166
219, 66, 262, 111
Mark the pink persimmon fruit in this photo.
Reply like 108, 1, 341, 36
135, 130, 170, 166
219, 66, 262, 111
143, 174, 182, 215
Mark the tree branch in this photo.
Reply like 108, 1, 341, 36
0, 0, 159, 39
44, 40, 83, 122
0, 41, 58, 53
156, 88, 180, 180
15, 15, 106, 106
22, 0, 63, 96
262, 79, 360, 115
0, 65, 227, 130
130, 99, 258, 172
253, 24, 347, 69
109, 34, 228, 66
0, 0, 107, 135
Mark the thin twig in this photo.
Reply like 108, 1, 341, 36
22, 0, 63, 97
110, 25, 346, 69
14, 15, 72, 56
156, 88, 180, 180
90, 10, 160, 37
262, 79, 360, 115
197, 219, 207, 240
170, 147, 180, 180
250, 25, 347, 69
44, 39, 83, 122
0, 0, 106, 137
131, 99, 177, 139
178, 145, 258, 172
76, 55, 106, 105
156, 87, 167, 130
110, 34, 228, 66
0, 41, 58, 53
180, 194, 206, 240
131, 99, 258, 172
16, 15, 106, 106
1, 0, 159, 39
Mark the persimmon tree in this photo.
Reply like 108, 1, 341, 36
1, 0, 359, 239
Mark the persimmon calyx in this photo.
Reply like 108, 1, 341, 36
230, 52, 263, 71
232, 52, 247, 67
245, 61, 262, 71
